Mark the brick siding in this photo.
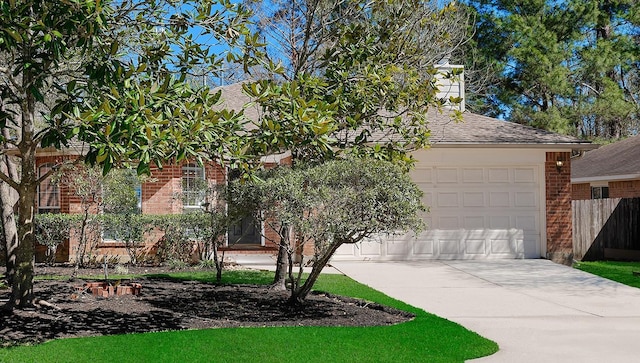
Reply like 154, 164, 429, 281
545, 152, 573, 265
572, 183, 591, 200
572, 180, 640, 200
609, 180, 640, 198
34, 156, 283, 263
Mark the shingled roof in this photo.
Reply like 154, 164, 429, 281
218, 82, 593, 149
428, 111, 592, 147
572, 135, 640, 182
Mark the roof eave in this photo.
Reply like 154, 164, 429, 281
8, 146, 88, 157
430, 142, 597, 150
572, 173, 640, 184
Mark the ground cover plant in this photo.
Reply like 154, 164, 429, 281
0, 268, 498, 362
574, 261, 640, 288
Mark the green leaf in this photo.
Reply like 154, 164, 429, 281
3, 28, 22, 43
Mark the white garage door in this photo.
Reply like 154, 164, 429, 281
334, 148, 545, 260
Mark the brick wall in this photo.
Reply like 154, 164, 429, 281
143, 164, 181, 214
35, 155, 72, 262
572, 180, 640, 200
572, 183, 591, 200
545, 152, 573, 265
33, 155, 291, 263
35, 158, 236, 263
610, 180, 640, 198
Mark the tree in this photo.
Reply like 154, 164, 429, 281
231, 158, 424, 304
244, 0, 470, 162
228, 165, 309, 291
238, 0, 470, 286
56, 165, 104, 272
0, 0, 259, 309
570, 0, 640, 139
462, 0, 640, 139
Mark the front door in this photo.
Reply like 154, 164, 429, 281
228, 216, 261, 245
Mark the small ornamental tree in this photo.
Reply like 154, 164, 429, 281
56, 165, 104, 271
228, 166, 310, 291
232, 158, 424, 304
237, 0, 467, 280
34, 214, 80, 265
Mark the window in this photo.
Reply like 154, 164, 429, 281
38, 163, 60, 214
103, 169, 142, 214
591, 186, 609, 199
182, 164, 206, 209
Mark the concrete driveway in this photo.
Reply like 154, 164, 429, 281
330, 259, 640, 362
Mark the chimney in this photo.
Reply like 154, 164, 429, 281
434, 62, 465, 112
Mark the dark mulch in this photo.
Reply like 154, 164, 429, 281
0, 266, 413, 346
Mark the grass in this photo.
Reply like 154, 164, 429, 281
574, 261, 640, 288
0, 270, 498, 363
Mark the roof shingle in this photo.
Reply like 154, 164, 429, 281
572, 135, 640, 180
217, 82, 593, 148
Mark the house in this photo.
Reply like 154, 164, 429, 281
572, 135, 640, 200
34, 65, 595, 265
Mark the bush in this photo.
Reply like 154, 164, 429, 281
99, 213, 150, 265
33, 212, 220, 266
35, 214, 82, 264
151, 213, 212, 264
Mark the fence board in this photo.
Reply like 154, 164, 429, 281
572, 198, 640, 261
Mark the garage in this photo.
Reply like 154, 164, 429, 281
333, 110, 594, 262
335, 148, 545, 260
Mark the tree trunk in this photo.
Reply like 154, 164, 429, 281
0, 164, 18, 286
211, 234, 223, 283
288, 240, 342, 305
0, 185, 18, 284
271, 225, 289, 291
10, 66, 38, 308
11, 164, 37, 308
0, 133, 19, 286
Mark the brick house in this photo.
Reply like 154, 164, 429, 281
34, 65, 596, 265
34, 144, 291, 263
196, 71, 598, 265
331, 111, 595, 265
572, 135, 640, 200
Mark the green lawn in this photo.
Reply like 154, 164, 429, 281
0, 271, 498, 363
574, 261, 640, 288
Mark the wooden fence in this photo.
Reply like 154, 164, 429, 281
572, 197, 640, 261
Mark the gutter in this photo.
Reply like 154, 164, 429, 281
572, 173, 640, 184
429, 142, 597, 150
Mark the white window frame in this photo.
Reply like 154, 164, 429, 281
182, 163, 206, 210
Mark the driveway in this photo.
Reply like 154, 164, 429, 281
329, 259, 640, 362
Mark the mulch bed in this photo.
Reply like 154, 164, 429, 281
0, 266, 413, 346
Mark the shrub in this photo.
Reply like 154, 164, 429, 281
100, 214, 153, 265
35, 214, 82, 264
152, 213, 211, 264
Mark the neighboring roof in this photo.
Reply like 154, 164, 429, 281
572, 135, 640, 183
